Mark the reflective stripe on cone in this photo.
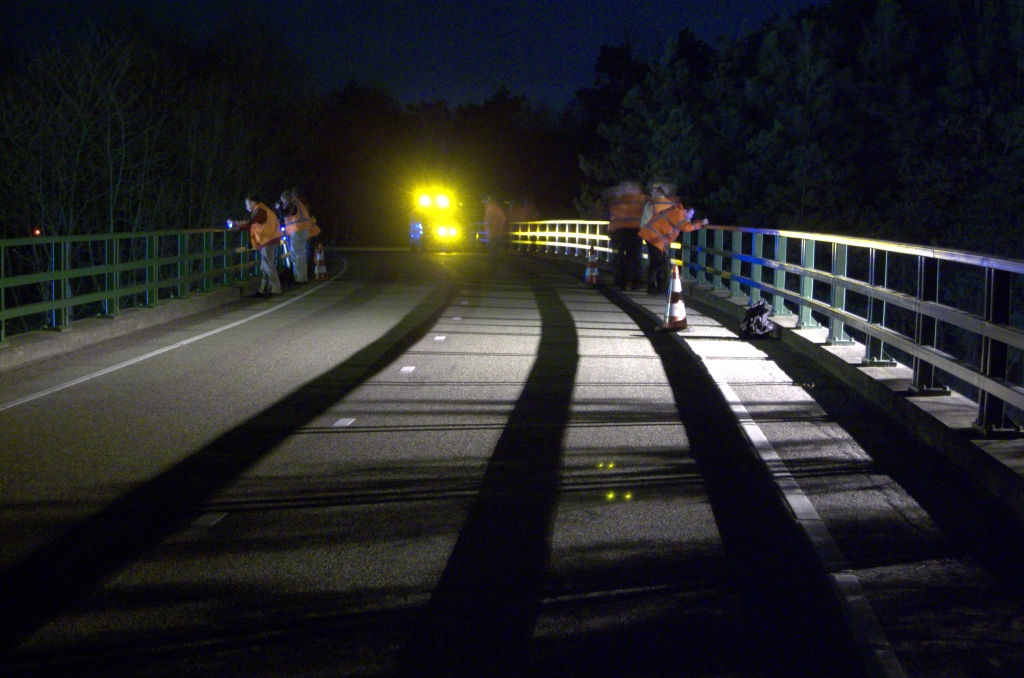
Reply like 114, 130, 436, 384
314, 245, 328, 281
660, 265, 687, 331
584, 246, 599, 285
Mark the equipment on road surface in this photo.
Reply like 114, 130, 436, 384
314, 245, 327, 280
659, 265, 687, 331
740, 299, 776, 339
584, 246, 599, 285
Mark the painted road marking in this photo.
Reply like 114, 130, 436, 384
0, 260, 350, 413
333, 418, 356, 427
434, 336, 446, 341
191, 512, 228, 529
400, 366, 416, 374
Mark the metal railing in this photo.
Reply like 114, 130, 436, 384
0, 229, 259, 344
509, 220, 1024, 435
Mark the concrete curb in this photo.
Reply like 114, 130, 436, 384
686, 284, 1024, 527
0, 281, 257, 374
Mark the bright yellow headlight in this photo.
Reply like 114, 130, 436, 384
436, 226, 448, 237
418, 194, 432, 208
436, 194, 450, 209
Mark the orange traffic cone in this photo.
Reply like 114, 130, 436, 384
584, 246, 599, 285
314, 244, 327, 281
659, 265, 687, 331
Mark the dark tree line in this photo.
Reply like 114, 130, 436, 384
0, 23, 316, 239
2, 0, 1022, 257
0, 21, 587, 248
577, 0, 1024, 257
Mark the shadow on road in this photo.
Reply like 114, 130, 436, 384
599, 286, 869, 678
0, 260, 458, 654
397, 261, 579, 677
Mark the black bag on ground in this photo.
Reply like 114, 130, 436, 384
740, 299, 776, 339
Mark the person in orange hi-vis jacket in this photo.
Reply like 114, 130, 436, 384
228, 195, 282, 298
637, 180, 705, 295
279, 189, 321, 283
607, 180, 647, 291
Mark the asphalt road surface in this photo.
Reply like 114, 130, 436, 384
2, 251, 1024, 677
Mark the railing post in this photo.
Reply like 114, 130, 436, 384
146, 234, 159, 307
827, 243, 853, 344
696, 228, 709, 286
730, 231, 743, 298
1, 243, 6, 345
863, 249, 894, 365
680, 230, 694, 281
749, 233, 763, 304
104, 235, 120, 317
908, 256, 949, 395
772, 235, 793, 317
201, 232, 211, 292
797, 238, 821, 328
177, 233, 190, 299
712, 229, 726, 290
50, 240, 70, 330
974, 267, 1015, 433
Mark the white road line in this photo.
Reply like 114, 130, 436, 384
705, 366, 902, 676
190, 512, 228, 529
333, 418, 356, 427
400, 366, 416, 373
0, 259, 349, 413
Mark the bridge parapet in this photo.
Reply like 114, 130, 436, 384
0, 230, 260, 346
509, 220, 1024, 437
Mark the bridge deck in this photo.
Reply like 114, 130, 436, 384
1, 251, 1023, 677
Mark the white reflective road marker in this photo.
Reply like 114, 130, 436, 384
333, 418, 356, 427
451, 317, 461, 321
434, 336, 446, 341
400, 366, 416, 373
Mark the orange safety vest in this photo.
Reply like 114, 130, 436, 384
638, 198, 700, 253
608, 193, 646, 232
248, 202, 282, 249
283, 197, 320, 237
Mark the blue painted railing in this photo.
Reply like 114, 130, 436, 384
509, 220, 1024, 435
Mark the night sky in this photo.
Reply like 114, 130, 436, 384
6, 0, 821, 106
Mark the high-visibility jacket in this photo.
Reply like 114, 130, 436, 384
638, 197, 699, 253
282, 197, 320, 237
608, 193, 646, 232
246, 202, 282, 249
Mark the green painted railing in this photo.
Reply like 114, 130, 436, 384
0, 229, 259, 344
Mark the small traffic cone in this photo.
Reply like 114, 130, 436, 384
583, 246, 599, 285
659, 265, 687, 331
314, 244, 327, 281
